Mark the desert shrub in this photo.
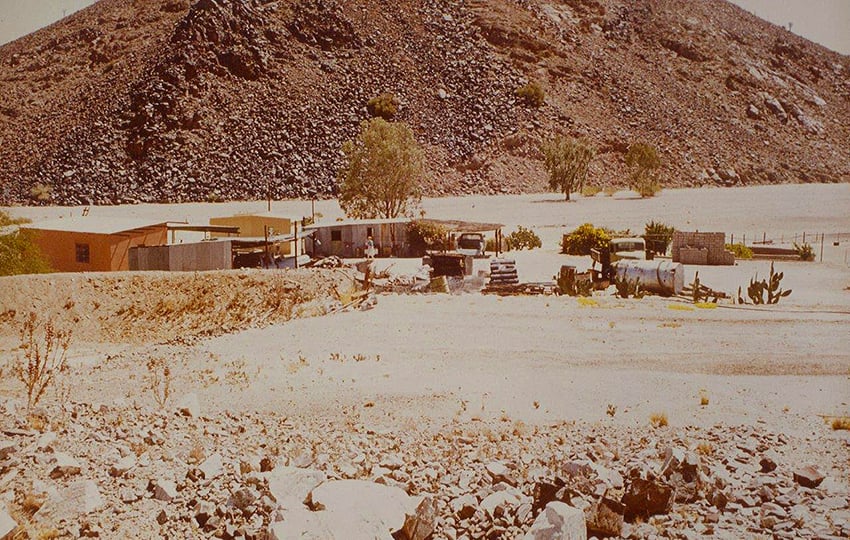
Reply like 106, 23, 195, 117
485, 237, 498, 253
625, 143, 662, 197
366, 92, 398, 120
644, 220, 675, 256
29, 183, 52, 202
542, 136, 596, 201
515, 81, 545, 107
726, 243, 753, 259
0, 211, 51, 276
145, 357, 172, 409
561, 223, 610, 255
832, 417, 850, 431
581, 185, 602, 197
406, 220, 449, 255
793, 242, 815, 261
602, 186, 618, 197
504, 226, 542, 251
649, 412, 669, 427
14, 313, 70, 412
745, 262, 791, 304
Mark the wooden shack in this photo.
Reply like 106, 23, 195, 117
305, 218, 411, 258
209, 212, 294, 255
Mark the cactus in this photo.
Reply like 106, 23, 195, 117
746, 263, 791, 304
614, 275, 643, 299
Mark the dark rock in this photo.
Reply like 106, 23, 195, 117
793, 466, 825, 488
621, 476, 675, 520
586, 496, 625, 537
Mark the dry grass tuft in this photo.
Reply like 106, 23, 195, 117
696, 442, 714, 457
649, 412, 669, 428
699, 390, 709, 407
830, 417, 850, 430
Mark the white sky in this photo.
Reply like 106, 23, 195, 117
0, 0, 848, 54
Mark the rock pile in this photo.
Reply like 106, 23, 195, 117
0, 397, 847, 539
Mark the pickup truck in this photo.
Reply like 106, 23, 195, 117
455, 232, 487, 257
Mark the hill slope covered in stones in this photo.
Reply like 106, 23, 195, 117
0, 0, 848, 205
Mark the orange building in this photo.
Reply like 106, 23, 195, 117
23, 217, 168, 272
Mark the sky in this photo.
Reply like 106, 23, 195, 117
0, 0, 848, 55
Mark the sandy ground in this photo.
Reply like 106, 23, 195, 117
3, 184, 848, 439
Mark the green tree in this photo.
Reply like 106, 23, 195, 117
338, 118, 425, 219
625, 143, 662, 197
0, 211, 51, 276
542, 136, 596, 201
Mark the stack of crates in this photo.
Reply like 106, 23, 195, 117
488, 258, 518, 285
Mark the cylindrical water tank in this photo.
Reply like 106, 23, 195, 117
612, 260, 685, 295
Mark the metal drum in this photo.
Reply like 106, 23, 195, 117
612, 260, 685, 295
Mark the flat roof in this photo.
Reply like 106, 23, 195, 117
22, 217, 168, 235
417, 218, 504, 232
211, 211, 294, 220
305, 217, 412, 230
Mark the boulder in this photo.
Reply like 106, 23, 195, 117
0, 507, 16, 539
49, 452, 82, 478
586, 497, 625, 537
268, 507, 393, 540
621, 476, 675, 520
307, 480, 416, 534
153, 479, 178, 502
793, 466, 825, 488
266, 467, 326, 509
480, 490, 521, 518
522, 501, 586, 540
398, 496, 438, 540
34, 480, 104, 524
199, 453, 224, 480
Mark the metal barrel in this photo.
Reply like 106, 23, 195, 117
612, 260, 685, 295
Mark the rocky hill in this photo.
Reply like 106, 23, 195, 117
0, 0, 848, 205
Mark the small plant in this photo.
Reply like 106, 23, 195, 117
144, 357, 172, 409
515, 81, 545, 107
699, 390, 709, 406
695, 442, 714, 456
602, 186, 618, 197
793, 242, 815, 261
726, 243, 753, 259
649, 412, 669, 428
831, 417, 850, 430
561, 223, 611, 255
366, 92, 398, 120
634, 178, 662, 198
14, 313, 70, 413
614, 275, 644, 299
644, 220, 675, 256
581, 185, 602, 197
606, 404, 617, 417
29, 183, 52, 202
504, 226, 542, 251
746, 262, 791, 304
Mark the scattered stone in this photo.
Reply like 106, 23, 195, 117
759, 456, 777, 473
0, 507, 16, 539
153, 479, 178, 502
49, 452, 82, 478
793, 466, 825, 488
109, 454, 136, 477
523, 501, 586, 540
229, 487, 259, 510
176, 393, 200, 417
308, 480, 415, 533
0, 440, 16, 460
198, 453, 224, 480
621, 475, 675, 519
399, 496, 438, 540
34, 479, 104, 523
266, 467, 327, 509
586, 497, 625, 537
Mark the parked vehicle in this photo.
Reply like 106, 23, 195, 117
455, 232, 486, 257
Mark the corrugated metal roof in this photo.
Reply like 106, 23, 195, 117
22, 217, 168, 235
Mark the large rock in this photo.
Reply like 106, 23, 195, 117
199, 453, 224, 480
398, 496, 438, 540
266, 467, 326, 509
0, 507, 16, 539
621, 476, 675, 520
49, 453, 82, 478
268, 507, 393, 540
793, 466, 825, 488
659, 447, 702, 503
586, 497, 625, 537
522, 501, 586, 540
307, 480, 416, 534
34, 480, 104, 524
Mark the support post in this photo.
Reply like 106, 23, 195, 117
294, 221, 299, 268
820, 232, 824, 263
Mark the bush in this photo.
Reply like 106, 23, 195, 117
793, 242, 815, 261
366, 93, 398, 120
726, 243, 753, 259
625, 143, 662, 197
504, 226, 542, 251
581, 185, 602, 197
14, 313, 70, 413
561, 223, 610, 255
485, 237, 498, 253
406, 220, 448, 255
0, 211, 51, 276
515, 81, 545, 107
643, 220, 675, 256
634, 178, 662, 198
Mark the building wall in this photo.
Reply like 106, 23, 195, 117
130, 240, 233, 271
309, 222, 408, 258
672, 231, 735, 265
31, 226, 167, 272
210, 215, 292, 254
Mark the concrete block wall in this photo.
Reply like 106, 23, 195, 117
672, 232, 735, 265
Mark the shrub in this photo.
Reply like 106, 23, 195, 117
649, 412, 669, 428
14, 313, 70, 413
581, 185, 602, 197
602, 186, 618, 197
561, 223, 610, 255
485, 237, 498, 253
515, 81, 545, 107
504, 226, 542, 251
542, 136, 596, 201
366, 92, 398, 120
634, 178, 662, 198
644, 220, 675, 256
0, 211, 51, 276
406, 220, 449, 255
793, 242, 815, 261
726, 243, 753, 259
625, 143, 662, 197
832, 417, 850, 431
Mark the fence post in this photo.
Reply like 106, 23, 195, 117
763, 232, 766, 244
820, 233, 824, 262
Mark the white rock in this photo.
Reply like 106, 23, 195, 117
35, 432, 57, 451
0, 507, 16, 539
199, 453, 224, 480
266, 467, 326, 510
268, 507, 393, 540
49, 453, 81, 478
154, 479, 178, 502
109, 454, 136, 477
523, 501, 587, 540
308, 480, 416, 534
34, 480, 103, 524
480, 490, 521, 517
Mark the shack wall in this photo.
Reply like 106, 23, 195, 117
31, 226, 167, 272
672, 231, 734, 265
130, 241, 233, 271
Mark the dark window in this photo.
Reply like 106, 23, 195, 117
75, 243, 90, 263
366, 227, 374, 238
331, 230, 342, 241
